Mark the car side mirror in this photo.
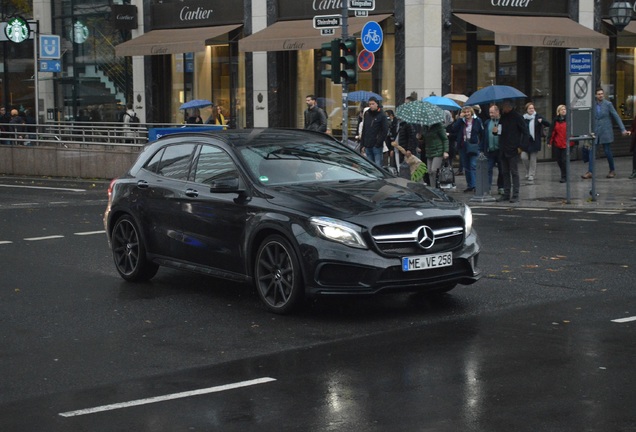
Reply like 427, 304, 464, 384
209, 176, 244, 193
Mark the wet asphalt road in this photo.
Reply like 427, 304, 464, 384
0, 176, 635, 431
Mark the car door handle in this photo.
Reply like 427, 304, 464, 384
137, 180, 149, 189
185, 188, 199, 198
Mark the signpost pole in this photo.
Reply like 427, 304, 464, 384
341, 2, 349, 143
33, 21, 39, 125
565, 48, 595, 203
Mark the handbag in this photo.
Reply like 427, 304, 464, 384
436, 159, 455, 189
466, 141, 480, 156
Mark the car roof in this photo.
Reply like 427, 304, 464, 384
154, 128, 335, 148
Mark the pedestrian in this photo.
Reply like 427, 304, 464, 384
582, 88, 630, 179
521, 102, 550, 183
354, 100, 368, 143
9, 109, 25, 145
0, 107, 11, 145
359, 96, 389, 167
421, 121, 449, 188
122, 102, 138, 143
482, 104, 504, 194
392, 107, 419, 179
303, 94, 327, 132
496, 99, 529, 203
214, 105, 226, 126
24, 108, 36, 146
385, 109, 399, 167
186, 108, 203, 124
548, 105, 575, 183
451, 105, 483, 193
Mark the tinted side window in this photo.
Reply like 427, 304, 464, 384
154, 144, 196, 180
193, 145, 237, 185
145, 148, 165, 174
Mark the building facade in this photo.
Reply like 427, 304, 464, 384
1, 0, 628, 158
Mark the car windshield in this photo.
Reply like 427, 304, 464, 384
238, 139, 385, 186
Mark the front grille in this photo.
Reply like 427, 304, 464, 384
371, 217, 464, 256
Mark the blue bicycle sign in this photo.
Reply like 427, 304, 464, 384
363, 29, 380, 45
361, 21, 383, 53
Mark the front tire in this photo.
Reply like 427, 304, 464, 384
111, 215, 159, 282
254, 235, 304, 314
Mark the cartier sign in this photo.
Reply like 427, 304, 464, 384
452, 0, 568, 16
152, 0, 243, 30
111, 5, 138, 30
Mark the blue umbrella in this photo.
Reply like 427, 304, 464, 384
347, 90, 383, 102
179, 99, 213, 110
465, 85, 526, 106
422, 95, 462, 111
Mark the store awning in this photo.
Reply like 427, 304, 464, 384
115, 24, 241, 56
239, 14, 391, 52
619, 20, 636, 34
455, 14, 609, 49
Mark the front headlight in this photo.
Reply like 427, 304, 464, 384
463, 204, 473, 237
310, 217, 367, 249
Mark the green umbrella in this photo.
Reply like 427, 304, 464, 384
395, 100, 445, 126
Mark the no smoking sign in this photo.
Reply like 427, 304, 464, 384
358, 49, 374, 71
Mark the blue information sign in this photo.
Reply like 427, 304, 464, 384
361, 21, 383, 53
569, 53, 592, 74
39, 59, 61, 73
40, 35, 61, 59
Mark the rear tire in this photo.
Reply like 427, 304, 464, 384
254, 235, 304, 314
111, 215, 159, 282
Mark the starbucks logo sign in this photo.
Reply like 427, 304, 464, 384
4, 16, 29, 44
70, 21, 89, 44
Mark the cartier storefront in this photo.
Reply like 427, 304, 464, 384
115, 0, 245, 125
239, 0, 397, 134
444, 0, 610, 160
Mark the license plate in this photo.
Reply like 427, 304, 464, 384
402, 252, 452, 272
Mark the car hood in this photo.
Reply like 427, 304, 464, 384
262, 177, 462, 222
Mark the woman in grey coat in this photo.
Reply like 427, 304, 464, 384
582, 88, 630, 179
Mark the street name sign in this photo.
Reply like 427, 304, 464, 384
349, 0, 375, 11
313, 15, 342, 29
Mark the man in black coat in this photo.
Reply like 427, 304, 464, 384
497, 99, 528, 203
304, 94, 327, 132
360, 96, 389, 167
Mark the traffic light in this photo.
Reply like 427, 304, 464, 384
339, 38, 357, 84
320, 39, 341, 84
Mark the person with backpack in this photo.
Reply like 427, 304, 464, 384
123, 102, 138, 143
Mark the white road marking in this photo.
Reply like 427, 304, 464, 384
74, 230, 106, 236
550, 209, 583, 213
515, 208, 548, 211
59, 377, 277, 417
24, 235, 65, 241
0, 184, 86, 192
612, 316, 636, 323
570, 218, 597, 222
0, 241, 13, 245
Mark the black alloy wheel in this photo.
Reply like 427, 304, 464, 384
111, 215, 159, 282
254, 235, 303, 314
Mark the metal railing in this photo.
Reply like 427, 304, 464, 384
0, 121, 214, 148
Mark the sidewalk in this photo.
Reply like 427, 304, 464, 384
450, 156, 636, 209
